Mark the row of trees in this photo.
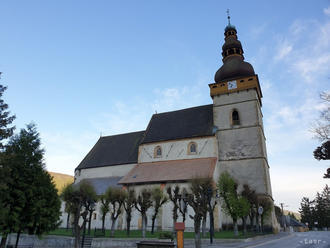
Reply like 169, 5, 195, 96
299, 184, 330, 228
63, 172, 273, 248
0, 78, 61, 248
61, 182, 169, 248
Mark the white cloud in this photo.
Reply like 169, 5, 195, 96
293, 54, 330, 82
272, 18, 330, 83
289, 20, 307, 36
324, 6, 330, 16
249, 23, 268, 39
274, 40, 293, 61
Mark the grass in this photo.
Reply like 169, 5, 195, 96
47, 228, 263, 239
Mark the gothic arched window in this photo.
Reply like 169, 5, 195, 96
188, 142, 197, 155
232, 110, 240, 125
154, 146, 162, 158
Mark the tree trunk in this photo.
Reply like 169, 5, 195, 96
142, 214, 147, 238
110, 216, 117, 237
102, 213, 106, 232
182, 210, 186, 223
0, 233, 8, 248
88, 210, 93, 235
74, 210, 81, 248
66, 212, 71, 230
142, 213, 146, 238
233, 219, 238, 236
81, 220, 87, 248
243, 217, 247, 235
126, 214, 131, 236
202, 215, 207, 237
151, 215, 156, 234
15, 230, 21, 248
145, 215, 148, 233
194, 217, 202, 248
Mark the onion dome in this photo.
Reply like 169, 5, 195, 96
214, 21, 255, 83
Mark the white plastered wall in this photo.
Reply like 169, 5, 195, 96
138, 137, 218, 163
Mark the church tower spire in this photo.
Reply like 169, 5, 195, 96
210, 16, 278, 231
213, 18, 255, 84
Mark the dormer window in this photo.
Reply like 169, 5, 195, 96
188, 142, 197, 155
232, 110, 240, 125
154, 146, 162, 158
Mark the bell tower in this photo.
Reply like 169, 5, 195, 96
210, 16, 277, 229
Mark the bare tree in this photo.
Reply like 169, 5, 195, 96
135, 188, 153, 238
166, 185, 180, 232
151, 187, 168, 234
311, 92, 330, 141
106, 187, 125, 237
99, 194, 110, 232
311, 91, 330, 178
178, 188, 189, 223
187, 178, 212, 248
61, 181, 97, 248
123, 189, 136, 236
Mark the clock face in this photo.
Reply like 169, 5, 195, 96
227, 80, 237, 90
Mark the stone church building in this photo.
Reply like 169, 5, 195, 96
61, 21, 277, 231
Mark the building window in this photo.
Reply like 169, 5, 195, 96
188, 142, 197, 155
154, 146, 162, 158
232, 110, 240, 125
93, 213, 97, 220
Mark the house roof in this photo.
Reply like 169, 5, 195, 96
119, 157, 217, 185
75, 131, 145, 170
79, 177, 122, 195
141, 104, 214, 144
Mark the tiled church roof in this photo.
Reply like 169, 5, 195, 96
75, 104, 215, 170
78, 177, 122, 195
75, 131, 145, 170
119, 158, 217, 184
141, 104, 214, 144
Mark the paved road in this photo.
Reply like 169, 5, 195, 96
184, 231, 330, 248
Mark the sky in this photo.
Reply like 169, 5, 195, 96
1, 0, 329, 212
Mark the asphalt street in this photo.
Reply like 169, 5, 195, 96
184, 231, 330, 248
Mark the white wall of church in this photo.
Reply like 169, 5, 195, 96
75, 163, 136, 183
138, 137, 218, 163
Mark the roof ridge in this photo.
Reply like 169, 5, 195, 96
153, 104, 213, 116
100, 130, 145, 139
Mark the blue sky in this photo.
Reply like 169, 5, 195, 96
1, 1, 329, 211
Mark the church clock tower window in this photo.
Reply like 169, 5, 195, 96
231, 110, 240, 125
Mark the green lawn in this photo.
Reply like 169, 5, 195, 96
47, 228, 263, 239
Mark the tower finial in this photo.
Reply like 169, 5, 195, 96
226, 9, 231, 25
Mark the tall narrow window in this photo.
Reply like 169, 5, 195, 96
188, 142, 197, 155
154, 146, 162, 158
232, 110, 240, 125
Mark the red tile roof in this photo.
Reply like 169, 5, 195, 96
119, 157, 216, 184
